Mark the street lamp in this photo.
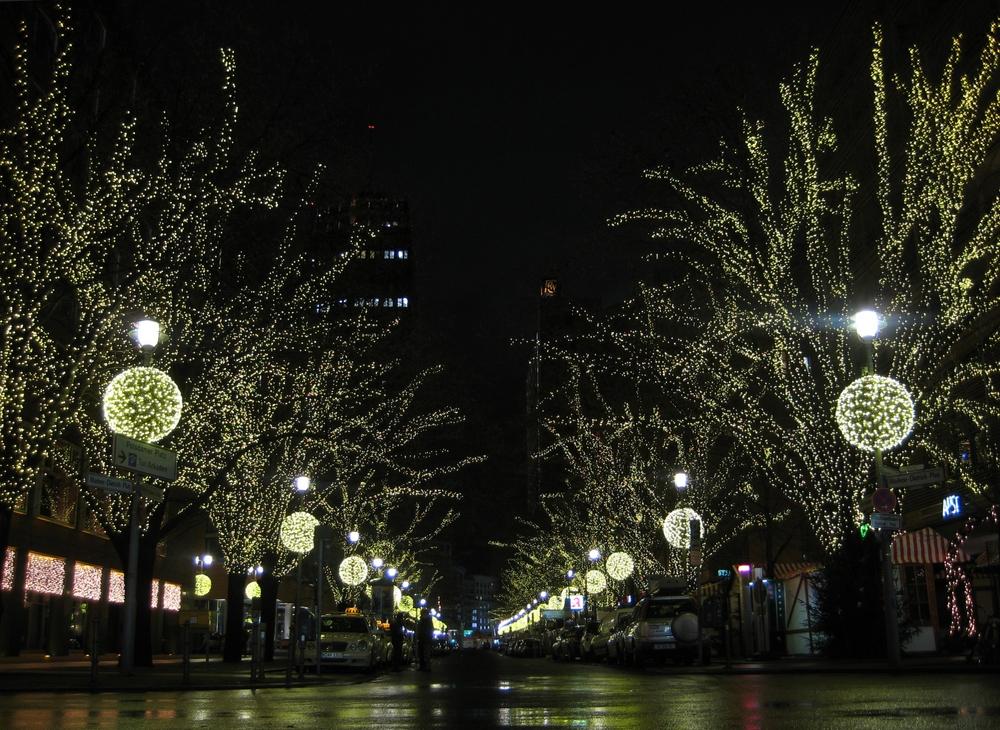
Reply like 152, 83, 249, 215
566, 569, 575, 580
372, 557, 384, 570
402, 580, 410, 590
588, 548, 601, 562
286, 475, 312, 682
347, 530, 361, 544
132, 319, 161, 358
673, 471, 689, 492
539, 590, 548, 600
419, 598, 427, 607
849, 308, 900, 669
386, 567, 398, 579
194, 554, 213, 569
293, 475, 311, 493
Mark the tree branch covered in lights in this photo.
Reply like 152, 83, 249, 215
608, 23, 1000, 553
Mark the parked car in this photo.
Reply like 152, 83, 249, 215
608, 610, 635, 665
622, 594, 702, 667
579, 620, 603, 661
551, 622, 585, 661
587, 610, 631, 662
304, 613, 378, 671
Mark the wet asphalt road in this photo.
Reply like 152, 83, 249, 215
0, 650, 997, 729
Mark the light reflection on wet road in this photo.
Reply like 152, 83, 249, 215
0, 651, 997, 728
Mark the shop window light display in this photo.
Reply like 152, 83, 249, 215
72, 562, 102, 601
25, 553, 64, 595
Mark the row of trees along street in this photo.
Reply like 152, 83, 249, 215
0, 13, 477, 664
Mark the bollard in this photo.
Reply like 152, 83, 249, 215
89, 620, 100, 692
182, 620, 191, 686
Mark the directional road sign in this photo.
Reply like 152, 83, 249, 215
113, 434, 177, 481
85, 472, 133, 494
871, 512, 903, 531
137, 483, 165, 503
885, 467, 944, 490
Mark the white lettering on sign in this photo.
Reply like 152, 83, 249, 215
942, 494, 962, 519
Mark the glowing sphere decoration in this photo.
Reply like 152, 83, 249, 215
193, 573, 211, 597
280, 511, 319, 554
102, 366, 182, 443
606, 552, 635, 581
546, 594, 563, 610
338, 555, 369, 586
663, 508, 704, 549
399, 595, 415, 612
586, 569, 607, 595
244, 580, 261, 600
836, 375, 915, 452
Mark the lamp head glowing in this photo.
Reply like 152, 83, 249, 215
133, 319, 160, 350
588, 548, 601, 562
539, 591, 548, 599
853, 309, 880, 339
293, 475, 311, 493
566, 569, 575, 579
419, 598, 427, 607
402, 580, 410, 589
347, 530, 360, 544
673, 471, 689, 490
372, 557, 384, 569
386, 567, 398, 579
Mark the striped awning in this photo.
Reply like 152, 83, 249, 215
773, 562, 822, 580
891, 527, 964, 564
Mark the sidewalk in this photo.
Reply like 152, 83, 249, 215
0, 651, 373, 692
646, 652, 998, 675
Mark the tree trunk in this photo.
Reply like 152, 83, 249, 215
260, 571, 278, 661
223, 570, 245, 663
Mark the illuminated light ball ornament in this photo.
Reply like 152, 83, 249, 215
663, 508, 704, 549
399, 595, 415, 612
836, 375, 915, 452
338, 555, 369, 586
605, 552, 634, 581
244, 580, 261, 600
546, 594, 563, 611
585, 569, 607, 595
102, 366, 183, 443
280, 512, 319, 554
194, 574, 212, 597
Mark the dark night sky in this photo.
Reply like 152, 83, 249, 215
11, 1, 980, 571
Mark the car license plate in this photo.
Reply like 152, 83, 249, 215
322, 652, 344, 659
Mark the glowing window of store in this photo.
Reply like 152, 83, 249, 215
163, 583, 181, 611
26, 552, 65, 595
109, 570, 125, 604
1, 549, 14, 591
72, 562, 102, 601
151, 579, 161, 609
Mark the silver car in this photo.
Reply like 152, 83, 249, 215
622, 595, 701, 666
305, 613, 378, 671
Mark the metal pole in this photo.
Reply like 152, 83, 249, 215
182, 620, 191, 686
315, 538, 323, 676
89, 619, 100, 691
121, 488, 140, 674
295, 559, 304, 678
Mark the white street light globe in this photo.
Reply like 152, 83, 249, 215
133, 319, 161, 350
348, 530, 361, 544
401, 580, 410, 590
836, 375, 915, 452
280, 511, 319, 554
338, 555, 368, 586
606, 552, 635, 581
673, 471, 689, 491
202, 554, 214, 567
852, 310, 880, 339
663, 508, 704, 549
293, 475, 311, 493
372, 557, 384, 569
588, 548, 601, 561
386, 567, 398, 579
102, 366, 182, 443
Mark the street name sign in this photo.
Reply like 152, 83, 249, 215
112, 434, 177, 481
885, 467, 944, 490
85, 471, 133, 494
871, 512, 903, 531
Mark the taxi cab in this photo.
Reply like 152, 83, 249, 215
307, 610, 377, 670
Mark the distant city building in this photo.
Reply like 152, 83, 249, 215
314, 193, 414, 316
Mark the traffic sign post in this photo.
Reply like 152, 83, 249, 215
871, 512, 903, 531
884, 466, 944, 490
873, 487, 897, 514
113, 434, 177, 481
85, 472, 133, 494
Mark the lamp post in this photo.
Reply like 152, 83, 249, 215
289, 475, 311, 680
852, 309, 901, 669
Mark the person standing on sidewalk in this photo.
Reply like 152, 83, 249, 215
417, 608, 434, 671
390, 612, 405, 671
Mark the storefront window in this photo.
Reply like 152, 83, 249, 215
72, 562, 102, 601
25, 552, 65, 595
109, 570, 125, 604
2, 548, 14, 591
